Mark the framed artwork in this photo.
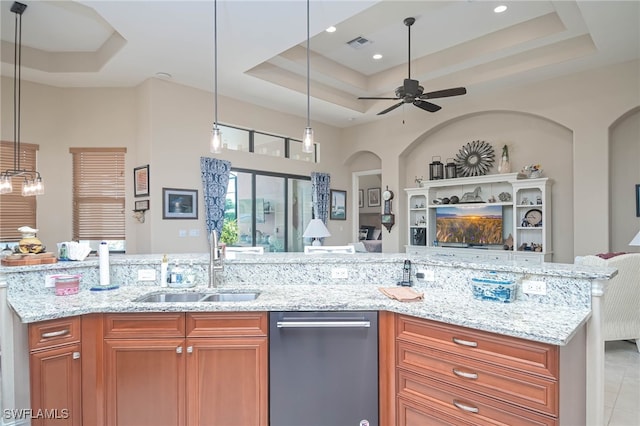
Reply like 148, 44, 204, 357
367, 187, 381, 207
162, 188, 198, 219
134, 165, 150, 197
636, 184, 640, 217
134, 199, 149, 211
330, 189, 347, 220
359, 189, 364, 208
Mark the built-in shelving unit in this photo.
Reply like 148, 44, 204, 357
405, 173, 552, 263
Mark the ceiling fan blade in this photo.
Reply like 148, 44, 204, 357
421, 87, 467, 99
358, 96, 400, 100
377, 101, 404, 115
413, 99, 441, 113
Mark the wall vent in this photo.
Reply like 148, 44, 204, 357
346, 36, 372, 49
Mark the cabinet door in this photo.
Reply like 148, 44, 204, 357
30, 343, 82, 426
104, 338, 186, 426
186, 337, 268, 426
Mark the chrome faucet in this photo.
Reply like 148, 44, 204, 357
209, 229, 224, 288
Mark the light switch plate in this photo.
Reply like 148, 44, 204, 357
331, 268, 348, 279
522, 280, 546, 295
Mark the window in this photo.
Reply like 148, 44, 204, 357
70, 148, 126, 251
226, 169, 312, 252
0, 141, 38, 242
218, 124, 317, 163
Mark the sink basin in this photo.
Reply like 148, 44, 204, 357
133, 291, 260, 303
201, 292, 260, 302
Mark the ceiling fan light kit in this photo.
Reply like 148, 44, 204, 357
358, 17, 467, 115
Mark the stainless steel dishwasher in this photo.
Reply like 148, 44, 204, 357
269, 311, 378, 426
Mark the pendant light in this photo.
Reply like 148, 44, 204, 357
0, 2, 45, 196
302, 0, 314, 154
209, 0, 223, 153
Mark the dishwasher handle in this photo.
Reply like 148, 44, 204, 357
276, 320, 370, 328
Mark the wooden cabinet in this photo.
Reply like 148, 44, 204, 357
395, 314, 562, 425
29, 316, 82, 426
103, 312, 268, 426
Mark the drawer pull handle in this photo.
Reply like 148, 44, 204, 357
453, 400, 479, 414
452, 368, 478, 380
41, 329, 70, 339
452, 337, 478, 347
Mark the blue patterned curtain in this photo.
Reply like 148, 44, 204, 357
311, 172, 330, 224
200, 157, 231, 239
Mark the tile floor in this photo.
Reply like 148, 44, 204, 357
604, 340, 640, 426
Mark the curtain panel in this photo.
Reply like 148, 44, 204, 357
200, 157, 231, 240
310, 172, 330, 224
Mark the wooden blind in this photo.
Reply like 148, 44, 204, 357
0, 141, 38, 241
71, 148, 127, 241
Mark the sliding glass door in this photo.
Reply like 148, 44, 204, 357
226, 169, 311, 252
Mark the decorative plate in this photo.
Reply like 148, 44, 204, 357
454, 140, 495, 177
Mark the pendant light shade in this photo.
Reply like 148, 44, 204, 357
1, 2, 45, 196
210, 0, 222, 154
302, 0, 314, 154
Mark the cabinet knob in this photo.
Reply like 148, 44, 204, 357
186, 346, 193, 354
176, 346, 183, 354
72, 352, 80, 360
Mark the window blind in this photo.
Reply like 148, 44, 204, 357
0, 141, 38, 241
71, 148, 126, 241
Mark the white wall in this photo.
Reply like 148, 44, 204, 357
1, 60, 638, 260
340, 60, 640, 261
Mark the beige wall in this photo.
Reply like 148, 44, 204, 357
1, 59, 638, 260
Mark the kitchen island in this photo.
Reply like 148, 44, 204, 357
1, 252, 616, 425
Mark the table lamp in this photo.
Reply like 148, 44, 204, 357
303, 219, 331, 246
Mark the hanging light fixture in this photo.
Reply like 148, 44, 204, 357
1, 2, 45, 196
302, 0, 314, 154
209, 0, 223, 153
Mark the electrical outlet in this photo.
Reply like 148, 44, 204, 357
137, 269, 156, 281
522, 280, 546, 295
416, 269, 435, 282
331, 268, 348, 279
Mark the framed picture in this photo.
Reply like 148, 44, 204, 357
359, 189, 364, 208
134, 199, 149, 211
162, 188, 198, 219
636, 184, 640, 217
330, 189, 347, 220
134, 165, 150, 197
367, 187, 381, 207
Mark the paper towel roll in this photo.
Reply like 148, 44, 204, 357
99, 241, 110, 286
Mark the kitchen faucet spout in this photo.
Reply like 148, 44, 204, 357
209, 229, 224, 288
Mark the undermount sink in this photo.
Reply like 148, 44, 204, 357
133, 291, 259, 303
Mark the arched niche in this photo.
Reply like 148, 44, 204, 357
399, 110, 575, 263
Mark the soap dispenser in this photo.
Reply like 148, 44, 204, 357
160, 254, 168, 287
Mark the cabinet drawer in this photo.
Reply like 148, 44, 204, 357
397, 340, 557, 416
103, 313, 185, 339
186, 312, 267, 337
397, 370, 557, 426
396, 315, 558, 379
29, 316, 81, 351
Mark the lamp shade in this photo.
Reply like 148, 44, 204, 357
303, 219, 331, 246
629, 230, 640, 246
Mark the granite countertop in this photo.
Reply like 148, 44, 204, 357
7, 280, 590, 346
4, 252, 613, 346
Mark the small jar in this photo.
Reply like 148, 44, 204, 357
55, 275, 80, 296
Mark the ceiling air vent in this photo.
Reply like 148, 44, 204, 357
347, 36, 371, 49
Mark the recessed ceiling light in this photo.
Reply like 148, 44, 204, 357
372, 53, 382, 60
326, 26, 336, 33
494, 5, 507, 13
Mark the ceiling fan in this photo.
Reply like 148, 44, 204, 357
358, 17, 467, 115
